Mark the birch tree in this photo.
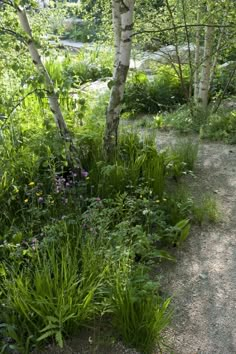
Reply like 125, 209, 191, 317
104, 0, 135, 158
1, 0, 82, 169
197, 3, 214, 111
16, 5, 70, 139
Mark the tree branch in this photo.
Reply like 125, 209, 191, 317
132, 23, 236, 37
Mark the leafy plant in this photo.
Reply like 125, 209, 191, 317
110, 261, 172, 354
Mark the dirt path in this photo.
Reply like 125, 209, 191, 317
156, 132, 236, 354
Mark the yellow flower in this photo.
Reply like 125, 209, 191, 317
86, 176, 90, 180
163, 198, 167, 202
24, 198, 29, 203
156, 200, 160, 203
36, 192, 42, 196
28, 182, 35, 186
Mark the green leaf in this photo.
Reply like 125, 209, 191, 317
37, 330, 56, 342
153, 250, 176, 261
40, 323, 59, 333
107, 80, 115, 89
55, 331, 64, 348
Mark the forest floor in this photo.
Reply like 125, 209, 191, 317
37, 131, 236, 354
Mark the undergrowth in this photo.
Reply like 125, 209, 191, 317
0, 54, 219, 354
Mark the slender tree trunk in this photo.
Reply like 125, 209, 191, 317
16, 6, 82, 170
194, 6, 201, 103
16, 6, 69, 139
104, 0, 135, 158
197, 5, 214, 111
112, 0, 121, 70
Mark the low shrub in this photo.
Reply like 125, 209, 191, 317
200, 110, 236, 144
123, 68, 189, 115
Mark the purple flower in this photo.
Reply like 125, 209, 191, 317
38, 197, 44, 204
81, 170, 89, 178
96, 197, 101, 202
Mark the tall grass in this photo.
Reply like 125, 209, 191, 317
1, 230, 108, 353
110, 261, 172, 354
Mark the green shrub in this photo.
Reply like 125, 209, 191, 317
123, 68, 189, 115
211, 64, 236, 97
200, 110, 236, 144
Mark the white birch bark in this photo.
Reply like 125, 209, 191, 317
104, 0, 135, 157
16, 6, 69, 138
112, 0, 121, 71
197, 4, 214, 110
193, 7, 201, 103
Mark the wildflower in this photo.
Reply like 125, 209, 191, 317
86, 176, 90, 180
81, 170, 89, 178
28, 182, 35, 186
36, 192, 42, 196
163, 198, 167, 202
38, 197, 44, 204
96, 197, 101, 202
156, 200, 160, 203
24, 198, 29, 203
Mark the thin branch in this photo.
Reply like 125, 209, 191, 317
0, 26, 27, 43
131, 23, 236, 37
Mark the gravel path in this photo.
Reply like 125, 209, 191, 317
156, 133, 236, 354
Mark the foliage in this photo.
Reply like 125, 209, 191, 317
1, 230, 104, 352
110, 262, 172, 354
192, 194, 220, 225
123, 69, 188, 116
162, 105, 236, 144
200, 110, 236, 144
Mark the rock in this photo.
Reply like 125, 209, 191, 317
81, 78, 111, 96
137, 44, 203, 71
199, 273, 207, 280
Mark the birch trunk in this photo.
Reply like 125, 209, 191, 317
104, 0, 135, 157
112, 0, 121, 70
193, 7, 201, 103
197, 5, 214, 111
16, 6, 69, 139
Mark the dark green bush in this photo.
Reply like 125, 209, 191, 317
123, 68, 189, 115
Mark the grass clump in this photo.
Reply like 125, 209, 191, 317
193, 194, 220, 224
111, 262, 172, 354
